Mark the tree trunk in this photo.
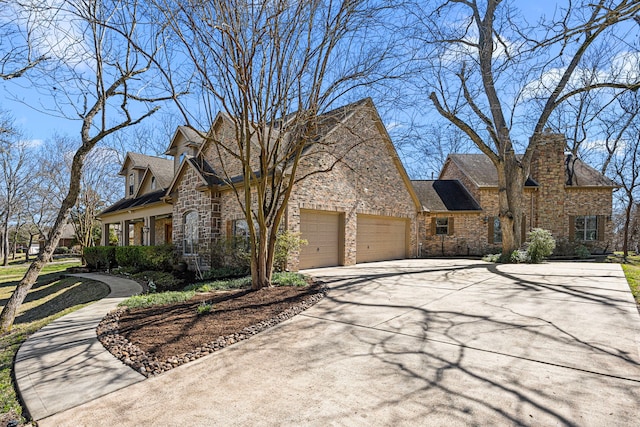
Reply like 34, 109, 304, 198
25, 234, 34, 262
623, 200, 632, 259
1, 207, 10, 266
496, 156, 526, 259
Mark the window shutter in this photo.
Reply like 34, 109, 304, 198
226, 220, 232, 238
488, 217, 494, 244
521, 214, 527, 242
430, 217, 436, 235
568, 216, 576, 241
448, 217, 455, 236
597, 215, 605, 241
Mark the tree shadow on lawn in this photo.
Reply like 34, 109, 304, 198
13, 279, 110, 325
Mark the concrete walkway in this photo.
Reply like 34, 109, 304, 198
14, 273, 143, 421
24, 260, 640, 426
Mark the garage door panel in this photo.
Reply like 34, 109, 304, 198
357, 216, 406, 263
299, 211, 340, 269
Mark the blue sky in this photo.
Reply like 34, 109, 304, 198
0, 0, 623, 170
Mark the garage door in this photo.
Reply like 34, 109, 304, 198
357, 215, 407, 263
299, 210, 341, 269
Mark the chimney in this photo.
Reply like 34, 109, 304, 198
530, 132, 567, 237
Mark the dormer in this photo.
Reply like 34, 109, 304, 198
118, 152, 174, 199
165, 126, 205, 173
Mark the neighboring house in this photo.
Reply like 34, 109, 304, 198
164, 98, 421, 270
37, 223, 77, 251
413, 132, 617, 256
96, 152, 175, 246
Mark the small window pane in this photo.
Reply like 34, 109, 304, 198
575, 215, 597, 241
493, 217, 502, 244
183, 211, 198, 254
435, 217, 448, 235
129, 173, 134, 195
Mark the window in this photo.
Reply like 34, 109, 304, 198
128, 173, 135, 195
431, 217, 454, 236
575, 215, 597, 241
232, 219, 249, 239
493, 217, 502, 244
435, 218, 449, 235
183, 211, 198, 254
151, 176, 156, 190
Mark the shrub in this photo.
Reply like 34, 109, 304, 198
274, 231, 308, 272
575, 245, 591, 259
54, 246, 69, 255
272, 272, 307, 287
84, 246, 116, 270
197, 301, 213, 315
482, 253, 501, 263
510, 249, 529, 264
526, 228, 556, 263
210, 237, 251, 270
115, 246, 143, 269
201, 266, 250, 281
137, 244, 177, 271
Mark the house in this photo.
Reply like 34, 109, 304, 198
413, 132, 617, 256
98, 98, 421, 270
98, 102, 616, 268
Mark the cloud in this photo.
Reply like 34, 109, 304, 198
6, 0, 94, 70
522, 51, 640, 101
21, 138, 44, 148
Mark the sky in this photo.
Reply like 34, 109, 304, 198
0, 1, 560, 138
0, 0, 629, 179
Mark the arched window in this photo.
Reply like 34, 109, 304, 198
151, 176, 156, 190
128, 173, 135, 195
183, 211, 198, 254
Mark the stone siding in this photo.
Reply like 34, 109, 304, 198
175, 102, 418, 271
287, 105, 417, 269
171, 167, 218, 270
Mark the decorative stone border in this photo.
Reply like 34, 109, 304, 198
96, 286, 326, 377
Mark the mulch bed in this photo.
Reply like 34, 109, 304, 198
97, 283, 325, 377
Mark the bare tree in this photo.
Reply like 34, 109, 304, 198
0, 0, 177, 332
0, 0, 47, 79
412, 0, 640, 257
612, 115, 640, 258
0, 110, 31, 266
155, 0, 396, 289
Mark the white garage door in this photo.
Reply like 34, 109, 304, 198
299, 210, 341, 269
357, 215, 407, 263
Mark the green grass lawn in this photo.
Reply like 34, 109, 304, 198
613, 253, 640, 306
0, 259, 109, 424
606, 252, 640, 307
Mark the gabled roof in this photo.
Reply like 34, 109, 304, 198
412, 180, 482, 212
165, 126, 206, 155
164, 98, 422, 210
565, 156, 618, 187
118, 152, 173, 181
442, 154, 536, 188
97, 189, 166, 217
164, 155, 222, 195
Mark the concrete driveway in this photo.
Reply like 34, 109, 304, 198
40, 259, 640, 426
